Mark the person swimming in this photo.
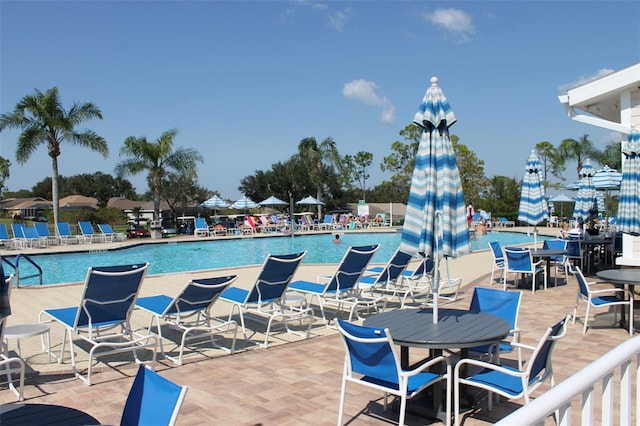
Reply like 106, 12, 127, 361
333, 234, 342, 243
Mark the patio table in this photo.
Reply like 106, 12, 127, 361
596, 269, 640, 330
531, 248, 567, 287
364, 308, 510, 422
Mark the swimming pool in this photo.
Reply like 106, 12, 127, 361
5, 231, 534, 286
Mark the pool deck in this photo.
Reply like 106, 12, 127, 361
1, 226, 633, 425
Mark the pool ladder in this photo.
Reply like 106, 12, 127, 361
2, 253, 43, 287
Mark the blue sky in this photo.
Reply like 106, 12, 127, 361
1, 1, 638, 201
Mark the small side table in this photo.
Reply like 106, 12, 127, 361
3, 323, 51, 362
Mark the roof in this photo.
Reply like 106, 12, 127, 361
558, 62, 640, 133
0, 197, 53, 210
59, 195, 99, 210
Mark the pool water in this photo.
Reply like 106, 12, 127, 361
5, 231, 534, 286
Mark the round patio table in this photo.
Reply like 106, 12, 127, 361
531, 248, 567, 287
596, 269, 640, 330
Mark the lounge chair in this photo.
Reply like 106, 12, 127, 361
288, 245, 380, 325
121, 365, 188, 426
194, 217, 210, 237
21, 226, 48, 248
0, 273, 26, 401
454, 316, 570, 425
38, 263, 157, 385
220, 252, 312, 348
498, 217, 515, 227
56, 222, 82, 245
366, 254, 435, 308
358, 248, 413, 307
78, 221, 105, 243
135, 275, 239, 365
10, 223, 26, 249
97, 223, 126, 242
0, 224, 15, 249
34, 222, 59, 246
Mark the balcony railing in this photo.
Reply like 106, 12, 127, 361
496, 334, 640, 425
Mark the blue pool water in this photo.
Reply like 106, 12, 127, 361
5, 231, 534, 286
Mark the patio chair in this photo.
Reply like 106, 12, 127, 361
10, 223, 26, 249
288, 245, 380, 325
38, 263, 157, 385
97, 223, 126, 242
55, 222, 82, 245
542, 239, 567, 286
358, 248, 412, 307
503, 248, 547, 293
468, 287, 522, 367
220, 252, 312, 348
454, 315, 570, 426
336, 319, 451, 426
0, 224, 14, 249
564, 237, 586, 272
0, 273, 26, 401
78, 221, 105, 243
194, 217, 210, 237
21, 226, 48, 248
34, 222, 59, 246
571, 266, 633, 335
121, 365, 188, 426
488, 241, 506, 285
135, 275, 239, 365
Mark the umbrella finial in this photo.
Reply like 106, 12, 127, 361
430, 76, 439, 86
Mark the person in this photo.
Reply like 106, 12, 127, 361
568, 220, 590, 240
475, 222, 487, 236
333, 234, 342, 243
466, 203, 475, 228
560, 222, 570, 238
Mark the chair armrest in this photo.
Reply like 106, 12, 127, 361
454, 357, 526, 378
510, 341, 536, 352
403, 355, 450, 377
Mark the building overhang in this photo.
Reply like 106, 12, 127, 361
558, 62, 639, 134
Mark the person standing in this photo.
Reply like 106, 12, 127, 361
466, 202, 475, 228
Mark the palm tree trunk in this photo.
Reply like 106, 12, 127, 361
51, 157, 60, 225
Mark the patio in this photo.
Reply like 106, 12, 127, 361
0, 228, 634, 425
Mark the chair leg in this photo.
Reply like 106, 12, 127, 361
337, 376, 347, 425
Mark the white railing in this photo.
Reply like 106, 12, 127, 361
496, 335, 640, 426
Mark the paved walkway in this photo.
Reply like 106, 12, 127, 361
0, 227, 632, 425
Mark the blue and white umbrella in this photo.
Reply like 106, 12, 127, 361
399, 77, 471, 323
517, 150, 548, 246
593, 165, 622, 190
230, 195, 260, 214
617, 127, 640, 235
200, 195, 229, 209
572, 159, 598, 221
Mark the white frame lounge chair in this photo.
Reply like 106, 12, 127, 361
97, 223, 126, 242
55, 222, 81, 245
39, 263, 157, 385
220, 252, 312, 348
78, 221, 105, 243
135, 275, 239, 365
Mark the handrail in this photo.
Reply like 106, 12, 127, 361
2, 254, 43, 287
496, 334, 640, 426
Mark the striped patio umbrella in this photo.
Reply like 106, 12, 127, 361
572, 159, 598, 221
593, 165, 622, 190
200, 195, 229, 209
517, 150, 548, 241
230, 195, 260, 214
399, 77, 470, 324
617, 127, 640, 235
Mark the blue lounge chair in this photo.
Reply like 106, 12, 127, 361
136, 275, 239, 364
359, 248, 414, 307
35, 222, 59, 246
121, 365, 188, 426
0, 224, 14, 249
10, 223, 26, 248
39, 263, 156, 385
454, 316, 570, 425
194, 217, 210, 237
288, 245, 380, 325
22, 226, 48, 248
220, 252, 311, 348
336, 319, 451, 426
78, 221, 105, 243
55, 222, 81, 245
97, 223, 126, 242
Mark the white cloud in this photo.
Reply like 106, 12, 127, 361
558, 68, 615, 93
343, 79, 396, 124
328, 7, 352, 32
423, 8, 474, 42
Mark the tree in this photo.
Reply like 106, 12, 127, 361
451, 135, 487, 203
593, 141, 622, 171
115, 129, 203, 221
297, 137, 342, 215
0, 87, 107, 224
380, 124, 421, 195
343, 151, 373, 201
0, 156, 10, 198
478, 175, 521, 219
161, 171, 209, 221
534, 141, 564, 189
558, 134, 601, 179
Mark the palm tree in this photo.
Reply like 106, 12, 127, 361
0, 156, 10, 197
0, 87, 107, 224
558, 134, 600, 179
297, 136, 342, 216
115, 129, 203, 221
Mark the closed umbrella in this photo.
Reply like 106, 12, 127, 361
572, 159, 598, 222
517, 150, 548, 247
399, 77, 471, 324
617, 127, 640, 235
